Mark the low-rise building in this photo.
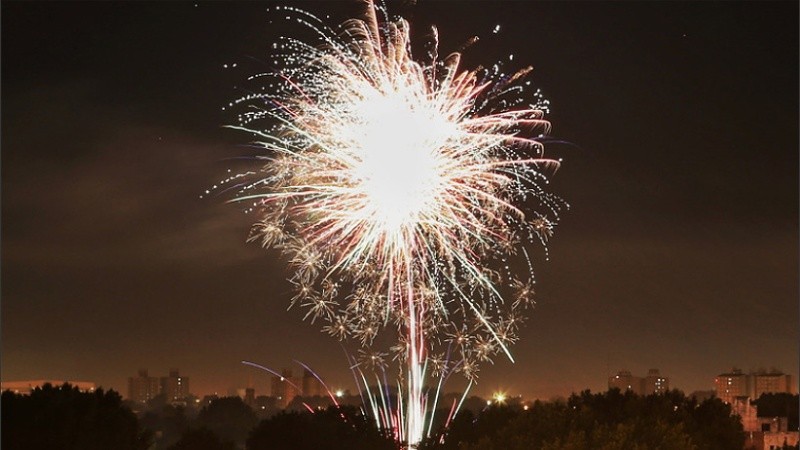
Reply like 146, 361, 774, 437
731, 396, 759, 432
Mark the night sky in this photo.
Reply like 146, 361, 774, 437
2, 1, 797, 400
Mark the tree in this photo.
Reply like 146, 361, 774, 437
685, 396, 744, 450
246, 405, 397, 450
167, 427, 236, 450
147, 393, 169, 411
1, 383, 151, 450
421, 390, 743, 450
753, 393, 799, 430
196, 396, 258, 447
139, 403, 190, 449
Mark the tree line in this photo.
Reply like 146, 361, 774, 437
3, 383, 798, 450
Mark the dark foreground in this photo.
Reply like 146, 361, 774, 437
3, 384, 799, 450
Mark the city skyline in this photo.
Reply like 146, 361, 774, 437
5, 364, 797, 407
2, 2, 797, 401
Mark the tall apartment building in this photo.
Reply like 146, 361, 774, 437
244, 387, 256, 408
160, 369, 190, 401
128, 369, 191, 403
609, 370, 642, 394
644, 369, 670, 395
714, 368, 750, 404
271, 369, 301, 409
714, 368, 794, 403
302, 369, 325, 397
752, 371, 794, 399
270, 368, 327, 408
608, 369, 670, 396
128, 369, 160, 404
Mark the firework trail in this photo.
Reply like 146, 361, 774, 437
220, 1, 566, 445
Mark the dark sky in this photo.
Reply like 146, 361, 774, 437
2, 1, 797, 400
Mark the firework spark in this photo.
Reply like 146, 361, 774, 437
221, 1, 565, 445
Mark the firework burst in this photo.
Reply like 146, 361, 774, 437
221, 1, 566, 445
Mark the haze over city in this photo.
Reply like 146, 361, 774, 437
2, 1, 797, 403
